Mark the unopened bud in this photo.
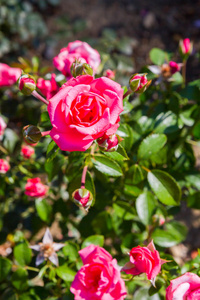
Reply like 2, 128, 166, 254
129, 73, 151, 94
18, 74, 36, 95
71, 60, 93, 77
98, 134, 119, 152
23, 125, 42, 144
152, 214, 165, 226
179, 38, 193, 60
72, 188, 93, 211
104, 69, 115, 80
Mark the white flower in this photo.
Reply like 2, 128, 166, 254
30, 228, 65, 266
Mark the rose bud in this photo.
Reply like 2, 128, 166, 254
72, 188, 93, 211
104, 69, 115, 80
97, 134, 119, 152
21, 145, 35, 159
70, 61, 93, 78
0, 116, 7, 141
18, 74, 36, 95
179, 38, 193, 60
23, 125, 42, 144
129, 73, 151, 93
25, 177, 48, 198
0, 159, 10, 174
169, 61, 181, 75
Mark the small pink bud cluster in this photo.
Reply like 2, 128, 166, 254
18, 74, 36, 95
0, 159, 10, 174
169, 61, 181, 74
21, 145, 35, 159
104, 69, 115, 80
73, 188, 93, 211
129, 73, 151, 93
25, 177, 48, 198
179, 38, 193, 60
97, 134, 119, 152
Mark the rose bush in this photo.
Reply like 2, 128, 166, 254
166, 272, 200, 299
53, 40, 101, 78
25, 177, 48, 197
70, 244, 127, 300
47, 75, 123, 151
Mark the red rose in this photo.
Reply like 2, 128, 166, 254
25, 178, 48, 198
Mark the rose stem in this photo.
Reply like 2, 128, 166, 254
123, 88, 132, 99
32, 90, 49, 105
41, 130, 51, 137
81, 165, 88, 188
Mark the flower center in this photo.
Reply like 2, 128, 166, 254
39, 243, 54, 258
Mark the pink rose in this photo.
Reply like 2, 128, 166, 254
0, 116, 7, 139
70, 244, 127, 300
0, 63, 21, 87
166, 272, 200, 300
181, 38, 192, 54
122, 241, 165, 282
0, 159, 10, 174
25, 177, 48, 198
169, 61, 181, 75
47, 75, 123, 152
37, 74, 59, 100
53, 40, 101, 78
105, 69, 115, 80
97, 133, 119, 152
21, 145, 35, 159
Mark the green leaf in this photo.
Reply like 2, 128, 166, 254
35, 198, 52, 223
149, 48, 167, 65
62, 242, 79, 261
136, 192, 156, 225
45, 154, 65, 181
138, 133, 167, 160
3, 128, 19, 153
40, 111, 51, 128
103, 144, 129, 162
14, 240, 32, 266
82, 235, 104, 249
56, 264, 76, 282
147, 170, 181, 205
92, 154, 123, 177
186, 192, 200, 209
113, 201, 136, 220
0, 257, 12, 282
1, 289, 18, 300
11, 268, 28, 291
134, 287, 160, 300
46, 140, 59, 162
153, 111, 179, 134
152, 221, 187, 247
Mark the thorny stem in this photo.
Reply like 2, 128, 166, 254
32, 90, 49, 105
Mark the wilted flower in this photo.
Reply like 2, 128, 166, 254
97, 134, 119, 152
148, 61, 182, 82
30, 228, 65, 266
0, 159, 10, 174
0, 241, 12, 257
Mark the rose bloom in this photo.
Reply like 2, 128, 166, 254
166, 272, 200, 300
169, 61, 181, 75
25, 177, 48, 198
0, 116, 7, 140
47, 75, 123, 151
21, 145, 35, 159
37, 74, 59, 100
122, 241, 165, 283
53, 40, 101, 78
70, 244, 127, 300
0, 63, 21, 87
0, 159, 10, 174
